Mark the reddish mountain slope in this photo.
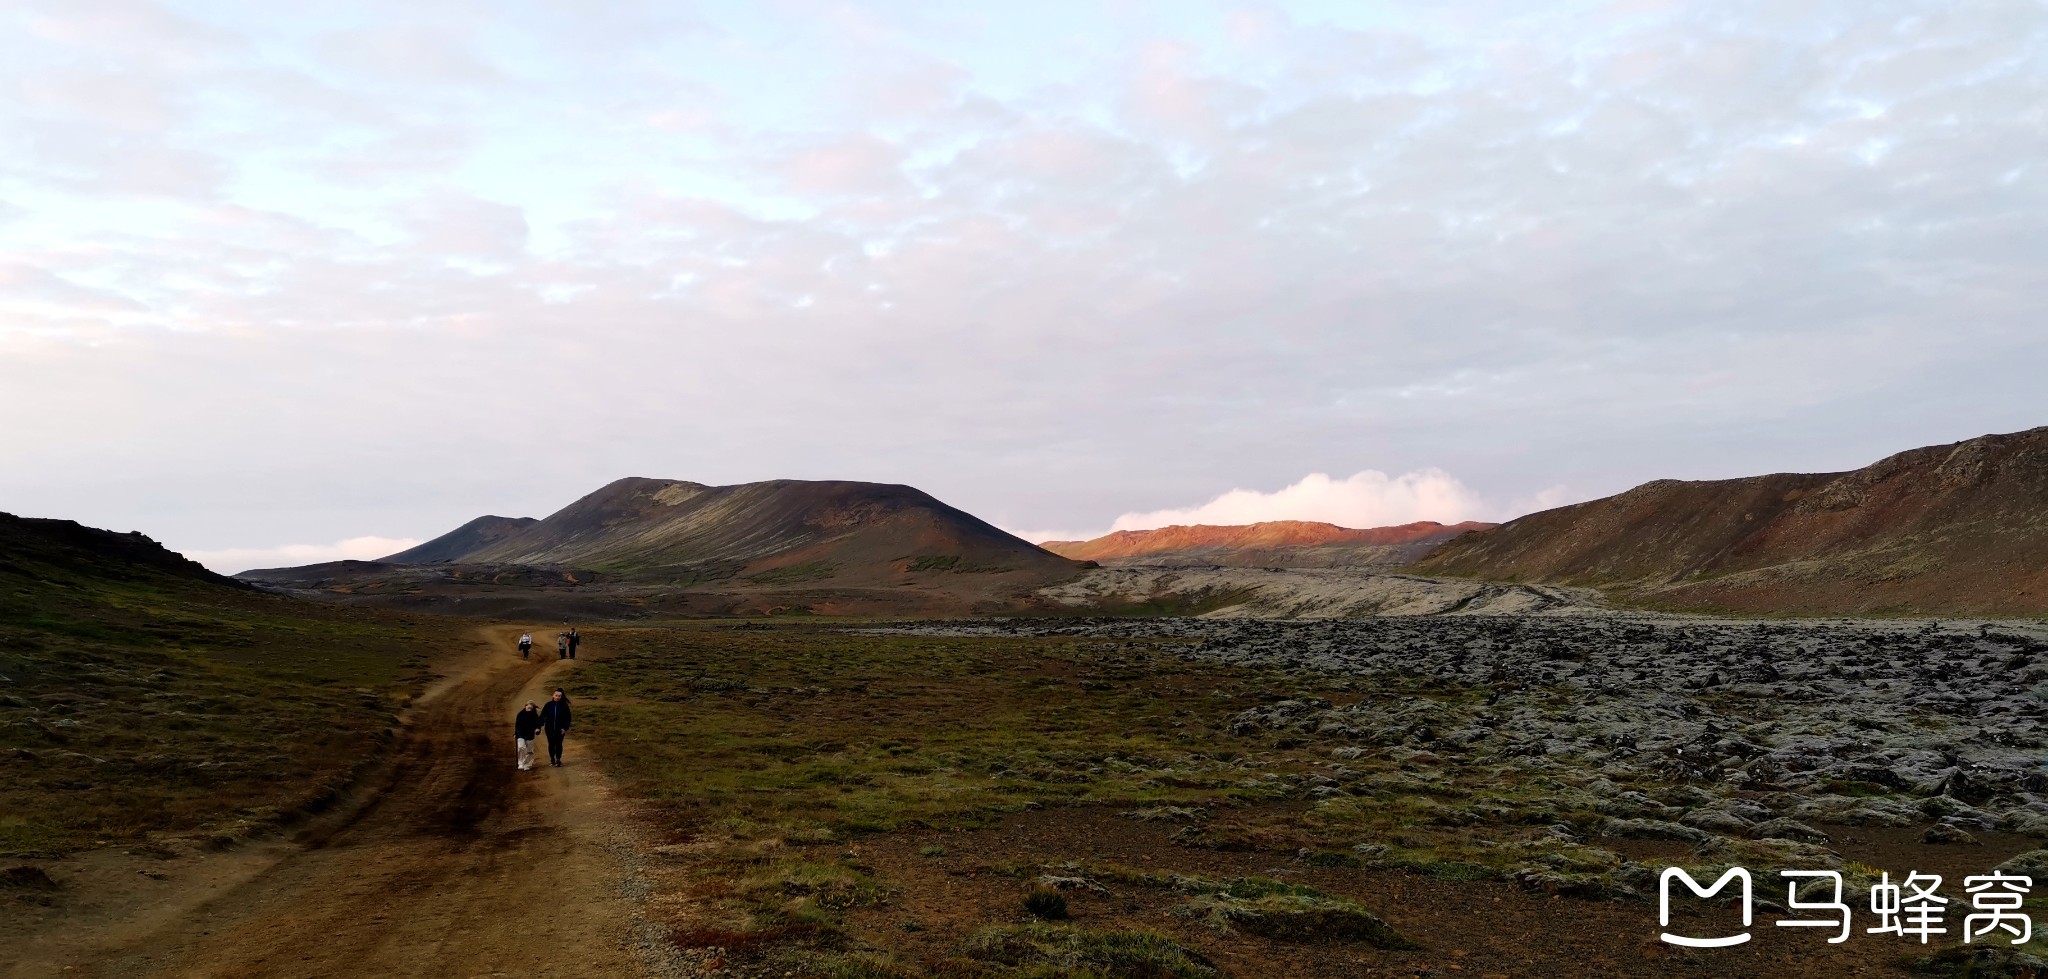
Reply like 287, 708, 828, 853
1042, 519, 1495, 568
1412, 427, 2048, 615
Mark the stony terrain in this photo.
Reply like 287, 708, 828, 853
583, 614, 2048, 976
1415, 426, 2048, 616
879, 616, 2048, 921
929, 615, 2048, 827
1034, 566, 1610, 617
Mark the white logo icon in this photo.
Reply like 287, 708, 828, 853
1660, 867, 1753, 947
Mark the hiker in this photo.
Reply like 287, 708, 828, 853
518, 633, 533, 659
567, 628, 580, 660
514, 701, 542, 771
557, 633, 568, 659
539, 688, 572, 767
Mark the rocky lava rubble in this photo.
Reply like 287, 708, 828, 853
912, 617, 2048, 840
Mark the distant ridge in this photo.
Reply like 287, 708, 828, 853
1412, 426, 2048, 615
384, 515, 538, 564
1043, 519, 1495, 569
246, 478, 1087, 614
433, 477, 1078, 580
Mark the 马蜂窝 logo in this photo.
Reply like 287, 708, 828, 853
1658, 866, 2033, 948
1660, 867, 1752, 947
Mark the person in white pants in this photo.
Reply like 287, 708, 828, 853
514, 702, 542, 771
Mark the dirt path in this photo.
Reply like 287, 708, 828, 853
11, 625, 654, 979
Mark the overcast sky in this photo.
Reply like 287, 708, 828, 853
3, 0, 2043, 570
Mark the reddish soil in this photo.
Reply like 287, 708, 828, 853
845, 805, 2037, 978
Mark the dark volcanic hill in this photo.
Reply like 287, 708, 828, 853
0, 513, 463, 861
1412, 426, 2048, 615
246, 478, 1088, 616
436, 477, 1078, 580
1042, 520, 1494, 568
0, 511, 248, 591
383, 515, 538, 564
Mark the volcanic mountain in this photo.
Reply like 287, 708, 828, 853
243, 478, 1087, 616
1412, 426, 2048, 616
382, 515, 538, 564
1042, 520, 1494, 569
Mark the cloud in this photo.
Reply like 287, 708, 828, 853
780, 133, 909, 196
185, 536, 421, 575
405, 193, 531, 260
1, 1, 2044, 556
1106, 469, 1496, 534
317, 25, 504, 86
1018, 470, 1582, 545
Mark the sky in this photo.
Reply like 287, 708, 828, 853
2, 0, 2044, 571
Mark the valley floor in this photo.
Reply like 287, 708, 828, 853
576, 614, 2048, 977
13, 613, 2048, 978
8, 628, 661, 978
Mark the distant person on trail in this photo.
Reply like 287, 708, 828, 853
514, 702, 542, 771
539, 688, 572, 767
557, 633, 568, 659
518, 633, 533, 659
567, 628, 580, 660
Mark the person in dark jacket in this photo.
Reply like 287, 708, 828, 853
539, 688, 572, 767
514, 702, 542, 771
567, 628, 580, 660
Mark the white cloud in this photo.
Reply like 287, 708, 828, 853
1016, 470, 1588, 546
185, 535, 420, 574
1018, 473, 1581, 545
1106, 469, 1494, 534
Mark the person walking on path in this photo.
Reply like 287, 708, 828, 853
518, 633, 533, 659
539, 688, 573, 767
514, 702, 542, 771
567, 628, 580, 660
556, 633, 568, 660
